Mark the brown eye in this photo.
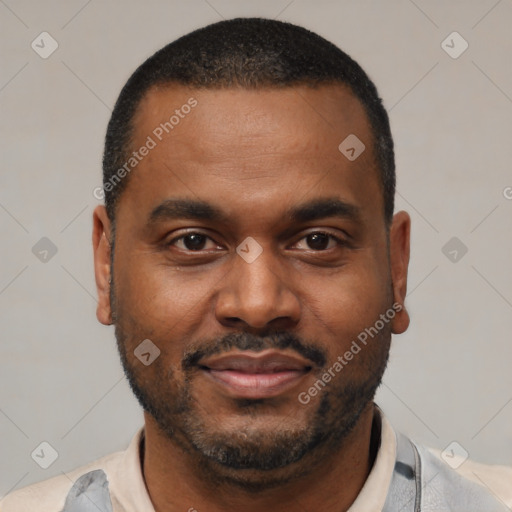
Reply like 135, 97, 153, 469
170, 232, 218, 252
306, 232, 330, 250
292, 231, 348, 253
181, 233, 207, 251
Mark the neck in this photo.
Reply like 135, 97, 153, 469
142, 403, 379, 512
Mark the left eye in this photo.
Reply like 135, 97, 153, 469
170, 233, 219, 251
294, 232, 343, 251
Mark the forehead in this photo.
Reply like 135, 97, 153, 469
134, 83, 373, 155
120, 83, 383, 228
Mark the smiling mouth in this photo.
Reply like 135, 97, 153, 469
199, 349, 313, 399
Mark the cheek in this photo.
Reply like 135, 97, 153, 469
301, 257, 391, 351
113, 255, 220, 350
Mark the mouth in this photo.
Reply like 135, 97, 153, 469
198, 349, 313, 399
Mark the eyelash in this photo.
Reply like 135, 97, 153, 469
167, 231, 349, 253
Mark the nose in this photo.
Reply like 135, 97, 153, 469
214, 243, 301, 332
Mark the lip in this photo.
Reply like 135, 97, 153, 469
199, 349, 313, 399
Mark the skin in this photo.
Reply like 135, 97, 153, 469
92, 84, 410, 512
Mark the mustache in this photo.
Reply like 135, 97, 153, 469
182, 331, 327, 371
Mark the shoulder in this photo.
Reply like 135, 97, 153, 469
427, 446, 512, 509
412, 442, 512, 511
0, 451, 123, 512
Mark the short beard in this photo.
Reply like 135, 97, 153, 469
176, 373, 382, 492
113, 323, 389, 490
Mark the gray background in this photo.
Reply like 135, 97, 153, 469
1, 0, 511, 496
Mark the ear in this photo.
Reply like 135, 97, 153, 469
92, 205, 113, 325
389, 210, 411, 334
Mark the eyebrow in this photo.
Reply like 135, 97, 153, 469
147, 197, 361, 226
286, 197, 361, 224
148, 199, 229, 224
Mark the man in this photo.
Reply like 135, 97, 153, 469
2, 17, 510, 512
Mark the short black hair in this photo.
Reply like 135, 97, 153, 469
102, 17, 395, 224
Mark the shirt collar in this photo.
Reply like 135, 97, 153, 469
109, 428, 155, 511
347, 406, 397, 512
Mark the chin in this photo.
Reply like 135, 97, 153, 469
192, 446, 323, 493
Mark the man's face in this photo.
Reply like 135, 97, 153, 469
93, 84, 410, 487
